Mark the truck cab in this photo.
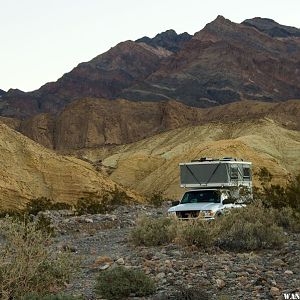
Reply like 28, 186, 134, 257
168, 189, 236, 219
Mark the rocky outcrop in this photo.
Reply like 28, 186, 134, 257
136, 29, 192, 53
0, 123, 140, 210
243, 17, 300, 38
18, 98, 203, 150
14, 99, 300, 150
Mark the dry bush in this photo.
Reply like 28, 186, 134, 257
110, 186, 132, 206
271, 206, 300, 232
75, 187, 132, 215
256, 171, 300, 213
175, 219, 217, 248
0, 217, 74, 299
95, 266, 155, 300
75, 194, 111, 215
148, 191, 165, 207
131, 202, 287, 251
131, 216, 176, 246
215, 203, 286, 251
22, 294, 82, 300
154, 287, 209, 300
25, 197, 71, 215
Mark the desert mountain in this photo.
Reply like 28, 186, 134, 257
0, 17, 299, 118
242, 17, 300, 38
0, 41, 171, 118
0, 122, 139, 210
4, 98, 299, 150
75, 119, 300, 200
124, 16, 300, 106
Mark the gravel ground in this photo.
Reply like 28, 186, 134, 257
2, 204, 299, 300
39, 204, 300, 300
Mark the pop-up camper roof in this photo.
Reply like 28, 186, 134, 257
180, 157, 252, 189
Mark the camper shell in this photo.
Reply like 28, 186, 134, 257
180, 157, 252, 189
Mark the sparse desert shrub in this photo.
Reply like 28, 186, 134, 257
256, 167, 273, 185
95, 266, 155, 300
50, 202, 72, 211
22, 294, 82, 300
35, 214, 55, 236
217, 295, 232, 300
0, 209, 23, 219
75, 188, 131, 215
154, 286, 208, 300
272, 206, 300, 232
131, 216, 176, 246
256, 172, 300, 213
148, 191, 165, 207
0, 217, 74, 299
75, 194, 111, 215
175, 219, 217, 248
215, 204, 286, 251
25, 197, 71, 215
110, 186, 132, 206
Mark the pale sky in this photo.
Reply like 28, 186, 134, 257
1, 0, 299, 92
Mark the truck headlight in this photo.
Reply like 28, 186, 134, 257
202, 210, 214, 217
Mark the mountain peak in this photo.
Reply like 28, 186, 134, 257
136, 29, 192, 53
242, 17, 300, 38
0, 89, 6, 97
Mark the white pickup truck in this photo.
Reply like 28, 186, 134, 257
168, 189, 240, 220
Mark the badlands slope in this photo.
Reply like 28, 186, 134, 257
0, 123, 138, 210
77, 119, 300, 200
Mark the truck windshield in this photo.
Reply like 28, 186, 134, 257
181, 190, 220, 204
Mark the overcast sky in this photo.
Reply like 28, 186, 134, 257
1, 0, 299, 92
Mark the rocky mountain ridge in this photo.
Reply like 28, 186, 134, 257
136, 29, 192, 53
1, 16, 299, 118
1, 99, 299, 150
242, 17, 300, 38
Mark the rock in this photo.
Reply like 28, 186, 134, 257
84, 218, 93, 223
266, 271, 275, 277
272, 258, 285, 267
284, 270, 293, 275
237, 276, 248, 285
116, 258, 125, 265
92, 256, 113, 269
270, 287, 280, 297
61, 244, 78, 253
99, 263, 111, 271
215, 271, 226, 277
216, 279, 225, 289
156, 272, 166, 280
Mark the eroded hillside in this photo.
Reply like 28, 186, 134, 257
0, 123, 140, 210
76, 119, 300, 200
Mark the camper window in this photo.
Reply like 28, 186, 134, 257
243, 167, 251, 179
230, 166, 238, 179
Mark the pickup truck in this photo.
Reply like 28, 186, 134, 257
167, 189, 241, 220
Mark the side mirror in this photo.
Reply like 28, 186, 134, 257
171, 200, 180, 206
222, 198, 235, 205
